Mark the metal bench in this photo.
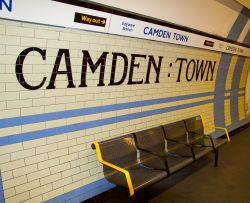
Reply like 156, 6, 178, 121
91, 134, 168, 196
92, 116, 230, 197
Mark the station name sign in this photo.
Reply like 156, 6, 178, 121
0, 0, 249, 57
15, 47, 217, 90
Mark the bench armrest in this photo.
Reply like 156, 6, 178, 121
204, 125, 230, 142
200, 115, 230, 143
92, 142, 134, 196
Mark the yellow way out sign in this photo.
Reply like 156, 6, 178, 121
74, 12, 106, 27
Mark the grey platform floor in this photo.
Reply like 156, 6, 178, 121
85, 125, 250, 203
150, 125, 250, 203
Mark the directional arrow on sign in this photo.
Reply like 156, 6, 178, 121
101, 19, 106, 24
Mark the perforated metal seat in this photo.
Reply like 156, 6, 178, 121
162, 120, 214, 162
93, 134, 167, 196
92, 117, 229, 197
107, 165, 167, 192
185, 116, 204, 136
134, 127, 194, 174
211, 138, 228, 148
185, 116, 228, 149
162, 119, 204, 145
163, 116, 229, 166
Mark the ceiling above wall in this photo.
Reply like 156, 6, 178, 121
235, 0, 250, 9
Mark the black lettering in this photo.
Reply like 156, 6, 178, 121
127, 54, 146, 85
186, 59, 195, 81
79, 51, 109, 87
46, 49, 75, 89
16, 47, 46, 90
109, 53, 128, 86
145, 55, 163, 84
175, 58, 187, 82
206, 61, 216, 81
195, 60, 207, 81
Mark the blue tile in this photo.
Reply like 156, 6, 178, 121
44, 179, 114, 203
2, 98, 214, 147
0, 92, 214, 129
0, 173, 5, 203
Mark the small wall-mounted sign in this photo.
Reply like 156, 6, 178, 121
204, 40, 214, 47
74, 12, 106, 27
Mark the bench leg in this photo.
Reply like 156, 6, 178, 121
190, 147, 196, 161
214, 149, 219, 167
142, 189, 149, 203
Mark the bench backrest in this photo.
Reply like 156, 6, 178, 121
134, 126, 168, 170
184, 116, 204, 135
98, 134, 138, 171
162, 120, 187, 141
134, 126, 166, 153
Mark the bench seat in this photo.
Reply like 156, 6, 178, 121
134, 127, 194, 174
106, 165, 167, 192
92, 134, 167, 196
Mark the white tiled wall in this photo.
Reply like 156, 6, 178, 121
0, 18, 247, 203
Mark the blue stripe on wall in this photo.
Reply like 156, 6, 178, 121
214, 7, 249, 127
44, 179, 114, 203
227, 7, 249, 41
243, 29, 250, 46
0, 99, 214, 146
241, 7, 250, 18
230, 56, 245, 123
226, 87, 245, 92
238, 93, 246, 97
224, 93, 245, 100
0, 92, 214, 129
214, 54, 232, 127
224, 87, 245, 94
239, 87, 246, 91
228, 25, 250, 131
0, 171, 4, 203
